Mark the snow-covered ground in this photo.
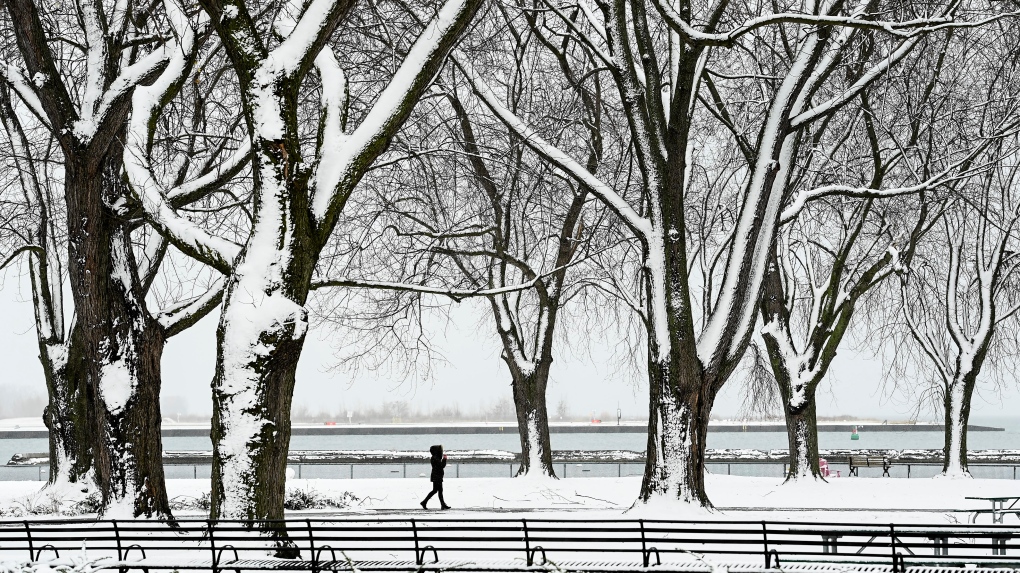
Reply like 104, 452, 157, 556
0, 419, 45, 430
2, 475, 1015, 523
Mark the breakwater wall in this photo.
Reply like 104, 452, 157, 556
0, 422, 1003, 439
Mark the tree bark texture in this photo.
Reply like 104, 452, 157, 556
638, 232, 714, 506
64, 153, 171, 518
640, 354, 713, 506
208, 152, 317, 538
509, 360, 556, 478
759, 250, 824, 480
39, 343, 93, 486
780, 388, 821, 480
942, 367, 979, 477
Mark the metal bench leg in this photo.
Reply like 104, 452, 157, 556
993, 537, 1007, 556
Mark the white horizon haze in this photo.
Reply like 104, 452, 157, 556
1, 273, 1018, 423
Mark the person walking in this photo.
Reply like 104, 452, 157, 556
421, 444, 451, 510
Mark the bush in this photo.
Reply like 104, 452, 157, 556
166, 489, 357, 512
283, 488, 358, 511
0, 487, 103, 517
65, 493, 102, 516
169, 492, 210, 512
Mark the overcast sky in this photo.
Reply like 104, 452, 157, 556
2, 272, 1018, 421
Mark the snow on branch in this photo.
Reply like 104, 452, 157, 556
455, 56, 650, 238
124, 0, 242, 274
74, 45, 170, 141
649, 0, 977, 47
245, 0, 349, 140
167, 141, 253, 206
781, 122, 1020, 224
311, 275, 545, 302
309, 0, 481, 224
309, 44, 347, 207
78, 0, 108, 130
944, 232, 970, 350
789, 36, 926, 130
157, 278, 226, 337
0, 65, 50, 129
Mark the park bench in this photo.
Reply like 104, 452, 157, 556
848, 455, 891, 477
1, 517, 1018, 572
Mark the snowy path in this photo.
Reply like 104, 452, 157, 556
2, 475, 1017, 522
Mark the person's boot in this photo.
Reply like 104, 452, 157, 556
420, 500, 428, 509
441, 504, 451, 510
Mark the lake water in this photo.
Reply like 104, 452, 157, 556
2, 416, 1017, 481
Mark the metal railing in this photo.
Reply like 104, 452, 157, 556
3, 460, 1020, 482
0, 517, 1018, 571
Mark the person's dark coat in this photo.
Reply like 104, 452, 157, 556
429, 445, 446, 482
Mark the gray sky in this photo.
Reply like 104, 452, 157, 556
2, 274, 1018, 421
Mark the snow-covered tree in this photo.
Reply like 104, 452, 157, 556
0, 86, 81, 489
446, 108, 591, 479
0, 0, 230, 517
897, 136, 1020, 477
754, 32, 1004, 480
305, 45, 628, 479
759, 197, 930, 479
457, 0, 987, 507
429, 18, 620, 476
126, 0, 483, 529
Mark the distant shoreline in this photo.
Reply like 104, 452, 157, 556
0, 421, 1004, 439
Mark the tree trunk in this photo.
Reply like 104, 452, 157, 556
39, 343, 93, 487
763, 357, 824, 480
510, 361, 556, 478
208, 169, 316, 539
942, 373, 975, 477
759, 245, 825, 480
64, 154, 172, 518
94, 225, 171, 517
209, 270, 309, 538
779, 387, 821, 480
638, 248, 713, 506
637, 161, 715, 506
639, 352, 713, 506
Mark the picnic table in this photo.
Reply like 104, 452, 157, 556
788, 524, 1017, 560
966, 496, 1020, 524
